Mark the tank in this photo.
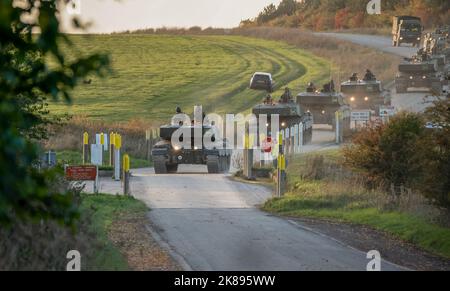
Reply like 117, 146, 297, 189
395, 51, 442, 93
340, 71, 391, 114
152, 107, 232, 174
296, 81, 350, 128
252, 88, 313, 145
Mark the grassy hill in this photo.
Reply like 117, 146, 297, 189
50, 35, 330, 123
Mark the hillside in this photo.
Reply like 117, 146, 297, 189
50, 35, 330, 122
241, 0, 449, 31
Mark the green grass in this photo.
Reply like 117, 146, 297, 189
50, 35, 330, 122
263, 151, 450, 259
57, 150, 152, 169
80, 194, 148, 271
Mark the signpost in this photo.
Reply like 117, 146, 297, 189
65, 165, 99, 193
82, 132, 89, 164
114, 134, 122, 181
379, 106, 396, 123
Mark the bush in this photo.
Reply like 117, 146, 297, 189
344, 113, 425, 188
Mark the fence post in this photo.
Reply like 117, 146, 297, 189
82, 132, 89, 165
123, 154, 130, 195
114, 134, 122, 181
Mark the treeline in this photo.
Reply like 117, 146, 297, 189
240, 0, 450, 31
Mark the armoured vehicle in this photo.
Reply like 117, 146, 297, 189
392, 16, 422, 47
395, 51, 442, 93
297, 81, 350, 128
252, 88, 313, 145
250, 72, 275, 92
340, 70, 391, 114
152, 107, 232, 174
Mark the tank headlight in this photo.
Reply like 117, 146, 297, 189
281, 122, 286, 127
410, 76, 413, 80
321, 110, 326, 114
350, 97, 355, 102
364, 97, 369, 101
422, 75, 427, 79
173, 146, 181, 151
194, 146, 199, 150
417, 37, 421, 40
266, 123, 269, 127
400, 37, 403, 40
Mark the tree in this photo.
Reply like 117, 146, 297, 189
0, 0, 110, 225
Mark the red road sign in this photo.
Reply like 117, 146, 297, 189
65, 165, 97, 181
262, 137, 273, 153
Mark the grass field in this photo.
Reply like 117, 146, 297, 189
50, 35, 330, 122
263, 150, 450, 259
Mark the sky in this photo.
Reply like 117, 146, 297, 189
61, 0, 281, 33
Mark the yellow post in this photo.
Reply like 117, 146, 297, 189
123, 154, 131, 195
109, 132, 115, 167
82, 132, 89, 165
100, 133, 105, 145
123, 154, 130, 172
115, 134, 122, 149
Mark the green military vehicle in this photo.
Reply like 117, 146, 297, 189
152, 107, 232, 174
392, 16, 423, 47
340, 70, 391, 115
252, 88, 313, 145
297, 81, 350, 129
395, 51, 442, 94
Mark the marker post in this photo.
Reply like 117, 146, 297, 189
123, 154, 131, 196
114, 134, 122, 181
82, 132, 89, 165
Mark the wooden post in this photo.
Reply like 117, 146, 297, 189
82, 132, 89, 165
110, 132, 115, 167
123, 154, 130, 195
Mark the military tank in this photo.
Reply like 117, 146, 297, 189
395, 51, 443, 93
252, 88, 313, 145
340, 70, 391, 114
152, 107, 232, 174
297, 81, 350, 128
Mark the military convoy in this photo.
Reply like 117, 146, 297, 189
297, 81, 350, 128
394, 24, 449, 95
152, 107, 232, 174
340, 70, 391, 113
252, 88, 313, 145
392, 16, 423, 47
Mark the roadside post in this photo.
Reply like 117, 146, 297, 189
243, 131, 254, 180
299, 122, 304, 152
114, 134, 122, 181
145, 129, 151, 162
277, 132, 287, 197
82, 132, 89, 164
335, 111, 340, 144
123, 154, 131, 196
110, 132, 115, 167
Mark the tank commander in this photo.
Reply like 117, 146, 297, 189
349, 73, 358, 82
306, 82, 316, 93
280, 87, 293, 103
363, 69, 375, 81
263, 94, 273, 105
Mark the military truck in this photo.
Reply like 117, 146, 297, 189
252, 88, 313, 145
395, 52, 442, 93
297, 81, 350, 129
340, 70, 391, 114
392, 16, 423, 47
152, 107, 232, 174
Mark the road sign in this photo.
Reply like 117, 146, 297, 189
91, 144, 103, 166
379, 106, 396, 118
351, 110, 371, 122
262, 137, 273, 153
65, 165, 97, 181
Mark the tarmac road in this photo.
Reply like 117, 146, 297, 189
119, 129, 403, 271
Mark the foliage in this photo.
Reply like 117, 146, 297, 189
0, 0, 110, 226
242, 0, 450, 30
344, 113, 424, 188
